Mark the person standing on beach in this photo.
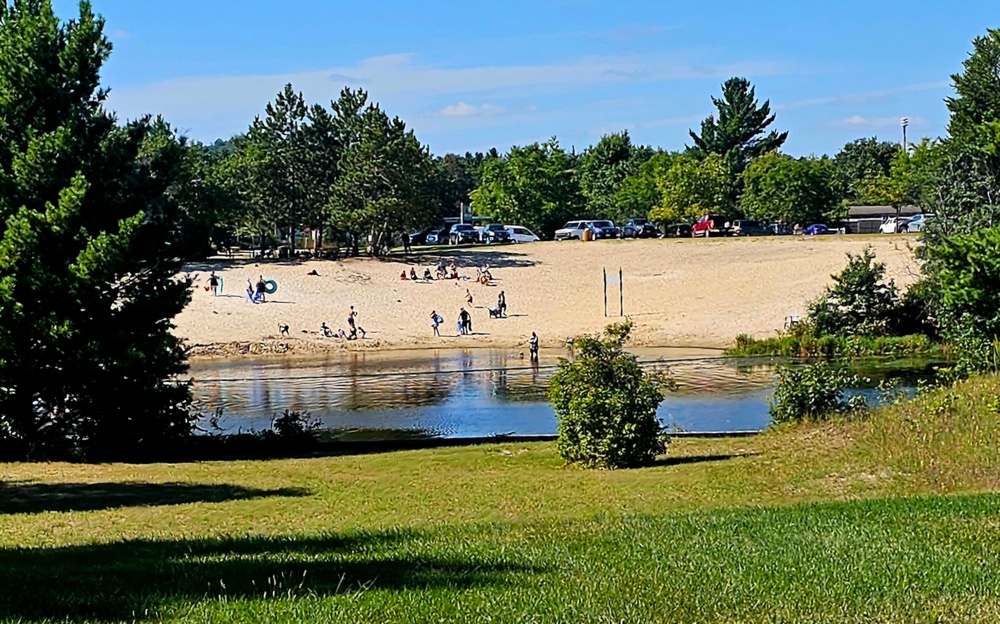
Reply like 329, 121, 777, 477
208, 271, 219, 296
459, 308, 472, 335
529, 332, 539, 362
431, 311, 443, 337
465, 288, 473, 306
255, 275, 267, 303
347, 305, 366, 340
498, 291, 506, 317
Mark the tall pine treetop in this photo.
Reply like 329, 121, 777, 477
688, 77, 788, 170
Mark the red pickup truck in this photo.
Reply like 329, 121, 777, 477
692, 214, 731, 238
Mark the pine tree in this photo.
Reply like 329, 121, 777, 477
947, 29, 1000, 141
689, 77, 788, 209
0, 1, 194, 460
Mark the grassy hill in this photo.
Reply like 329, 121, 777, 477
3, 376, 1000, 622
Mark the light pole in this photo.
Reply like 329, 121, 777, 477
900, 117, 909, 153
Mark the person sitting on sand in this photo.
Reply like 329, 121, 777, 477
449, 260, 459, 280
321, 322, 334, 338
400, 270, 407, 280
410, 267, 418, 281
424, 268, 433, 281
436, 263, 447, 280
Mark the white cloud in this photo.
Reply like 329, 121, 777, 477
778, 81, 949, 112
831, 114, 926, 129
108, 29, 131, 41
106, 53, 792, 139
441, 102, 506, 117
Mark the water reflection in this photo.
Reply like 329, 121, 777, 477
190, 350, 941, 439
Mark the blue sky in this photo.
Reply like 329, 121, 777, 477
54, 0, 997, 156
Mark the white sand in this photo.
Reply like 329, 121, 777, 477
175, 236, 921, 357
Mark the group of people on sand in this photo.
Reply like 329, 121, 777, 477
429, 289, 510, 337
320, 305, 366, 341
206, 271, 272, 304
401, 260, 494, 285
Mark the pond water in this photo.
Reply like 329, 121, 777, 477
190, 349, 942, 440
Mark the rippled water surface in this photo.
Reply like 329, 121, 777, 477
190, 348, 939, 439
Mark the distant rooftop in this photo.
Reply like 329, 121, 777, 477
847, 205, 921, 218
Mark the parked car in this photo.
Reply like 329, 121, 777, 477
803, 224, 830, 236
692, 214, 731, 237
621, 218, 659, 238
729, 220, 770, 236
769, 223, 792, 235
555, 221, 591, 241
448, 223, 479, 245
588, 220, 618, 239
505, 225, 540, 243
900, 213, 934, 233
479, 223, 511, 244
879, 216, 910, 234
663, 223, 692, 238
408, 227, 436, 246
425, 227, 449, 245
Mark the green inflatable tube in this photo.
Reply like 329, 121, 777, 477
264, 279, 278, 295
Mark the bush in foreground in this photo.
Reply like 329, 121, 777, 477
769, 363, 865, 424
550, 322, 671, 469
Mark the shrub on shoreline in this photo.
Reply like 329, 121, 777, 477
550, 322, 672, 469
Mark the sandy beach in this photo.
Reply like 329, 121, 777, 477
175, 236, 920, 358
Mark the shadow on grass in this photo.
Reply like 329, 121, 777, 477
0, 481, 310, 515
653, 452, 761, 467
0, 531, 544, 621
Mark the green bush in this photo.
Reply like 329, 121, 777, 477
808, 247, 900, 336
768, 363, 865, 424
728, 331, 939, 359
550, 322, 671, 469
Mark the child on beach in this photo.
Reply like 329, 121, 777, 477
430, 311, 443, 337
347, 306, 366, 340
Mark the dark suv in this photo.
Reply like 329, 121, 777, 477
448, 223, 479, 245
480, 223, 511, 244
621, 218, 659, 238
729, 220, 770, 236
588, 220, 619, 239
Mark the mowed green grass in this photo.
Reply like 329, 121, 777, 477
4, 375, 1000, 622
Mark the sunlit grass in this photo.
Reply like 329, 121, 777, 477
3, 375, 1000, 622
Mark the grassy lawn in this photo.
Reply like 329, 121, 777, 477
4, 376, 1000, 622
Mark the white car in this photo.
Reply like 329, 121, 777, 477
505, 225, 540, 243
902, 213, 934, 232
554, 221, 590, 241
879, 216, 909, 234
